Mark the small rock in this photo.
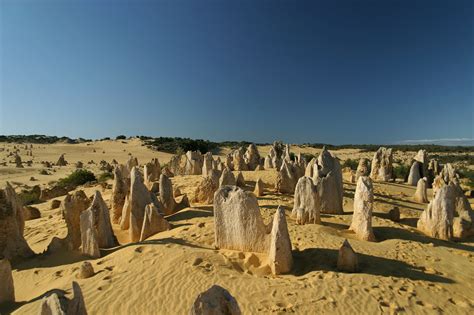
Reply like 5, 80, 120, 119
77, 261, 95, 279
50, 199, 61, 209
388, 207, 400, 222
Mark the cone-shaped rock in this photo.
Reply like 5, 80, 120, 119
370, 147, 393, 182
61, 190, 91, 250
407, 161, 422, 186
0, 259, 15, 304
111, 166, 128, 224
159, 174, 190, 215
235, 172, 245, 188
275, 161, 297, 194
193, 176, 218, 204
139, 203, 170, 241
268, 206, 293, 274
219, 168, 236, 187
254, 178, 264, 197
337, 239, 358, 272
355, 158, 370, 180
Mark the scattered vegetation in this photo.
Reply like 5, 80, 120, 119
0, 135, 91, 144
431, 154, 474, 165
18, 188, 41, 205
57, 169, 96, 188
393, 164, 410, 180
115, 135, 127, 140
97, 171, 114, 183
458, 168, 474, 189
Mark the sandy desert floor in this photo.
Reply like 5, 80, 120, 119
1, 139, 473, 314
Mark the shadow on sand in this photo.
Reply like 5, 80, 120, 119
291, 247, 454, 283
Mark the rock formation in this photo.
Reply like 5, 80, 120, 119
15, 154, 23, 168
407, 161, 422, 186
144, 158, 161, 184
0, 183, 34, 260
0, 259, 14, 304
244, 143, 260, 170
202, 152, 214, 176
355, 158, 370, 180
414, 178, 428, 203
120, 167, 151, 232
253, 178, 264, 197
62, 190, 91, 250
56, 154, 68, 166
219, 168, 236, 187
268, 206, 293, 274
193, 176, 219, 204
349, 176, 376, 241
23, 205, 41, 220
232, 149, 248, 171
111, 166, 128, 224
417, 183, 455, 240
77, 261, 94, 279
39, 282, 87, 315
370, 147, 393, 182
159, 174, 190, 215
190, 285, 241, 315
168, 155, 182, 176
304, 158, 317, 178
275, 160, 297, 194
337, 239, 358, 272
311, 147, 344, 214
235, 172, 245, 188
80, 191, 117, 257
214, 186, 292, 274
184, 151, 203, 175
139, 204, 170, 241
291, 176, 320, 224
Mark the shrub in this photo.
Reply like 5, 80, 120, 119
116, 135, 127, 140
57, 169, 96, 188
98, 171, 114, 183
458, 168, 474, 189
393, 164, 410, 180
342, 158, 359, 170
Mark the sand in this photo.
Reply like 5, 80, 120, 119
1, 140, 473, 314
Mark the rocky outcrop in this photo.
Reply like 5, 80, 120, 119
23, 205, 41, 220
370, 147, 393, 182
120, 167, 151, 232
56, 154, 68, 166
244, 144, 261, 170
193, 176, 219, 204
190, 285, 241, 315
254, 178, 264, 197
312, 147, 344, 214
349, 176, 376, 241
144, 158, 161, 184
184, 151, 203, 175
111, 166, 128, 224
219, 168, 236, 187
275, 160, 297, 194
235, 172, 245, 188
214, 186, 292, 274
15, 154, 23, 168
337, 240, 358, 273
39, 282, 87, 315
417, 183, 455, 240
0, 259, 14, 304
414, 178, 428, 203
80, 191, 117, 257
62, 190, 91, 250
291, 176, 320, 224
159, 174, 190, 215
407, 161, 422, 186
139, 204, 170, 241
202, 152, 214, 176
0, 183, 34, 260
268, 206, 293, 274
355, 158, 370, 180
232, 149, 248, 171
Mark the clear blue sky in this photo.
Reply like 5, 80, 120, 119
0, 0, 472, 144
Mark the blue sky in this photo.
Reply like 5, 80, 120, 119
0, 0, 472, 144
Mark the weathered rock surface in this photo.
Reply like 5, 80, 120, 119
77, 261, 94, 279
111, 166, 128, 224
370, 147, 393, 182
139, 204, 170, 241
144, 158, 161, 184
356, 158, 370, 180
407, 161, 422, 186
414, 178, 428, 203
39, 281, 87, 315
0, 259, 15, 304
62, 190, 91, 250
159, 174, 190, 215
120, 167, 150, 232
275, 161, 297, 194
190, 285, 241, 315
0, 183, 34, 260
291, 176, 320, 224
23, 205, 41, 220
219, 168, 236, 187
235, 172, 245, 188
193, 176, 218, 204
349, 176, 376, 241
56, 154, 68, 166
268, 206, 293, 274
244, 144, 260, 170
417, 183, 455, 240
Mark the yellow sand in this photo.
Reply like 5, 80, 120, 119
1, 140, 473, 314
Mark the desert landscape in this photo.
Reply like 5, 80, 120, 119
1, 136, 473, 314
